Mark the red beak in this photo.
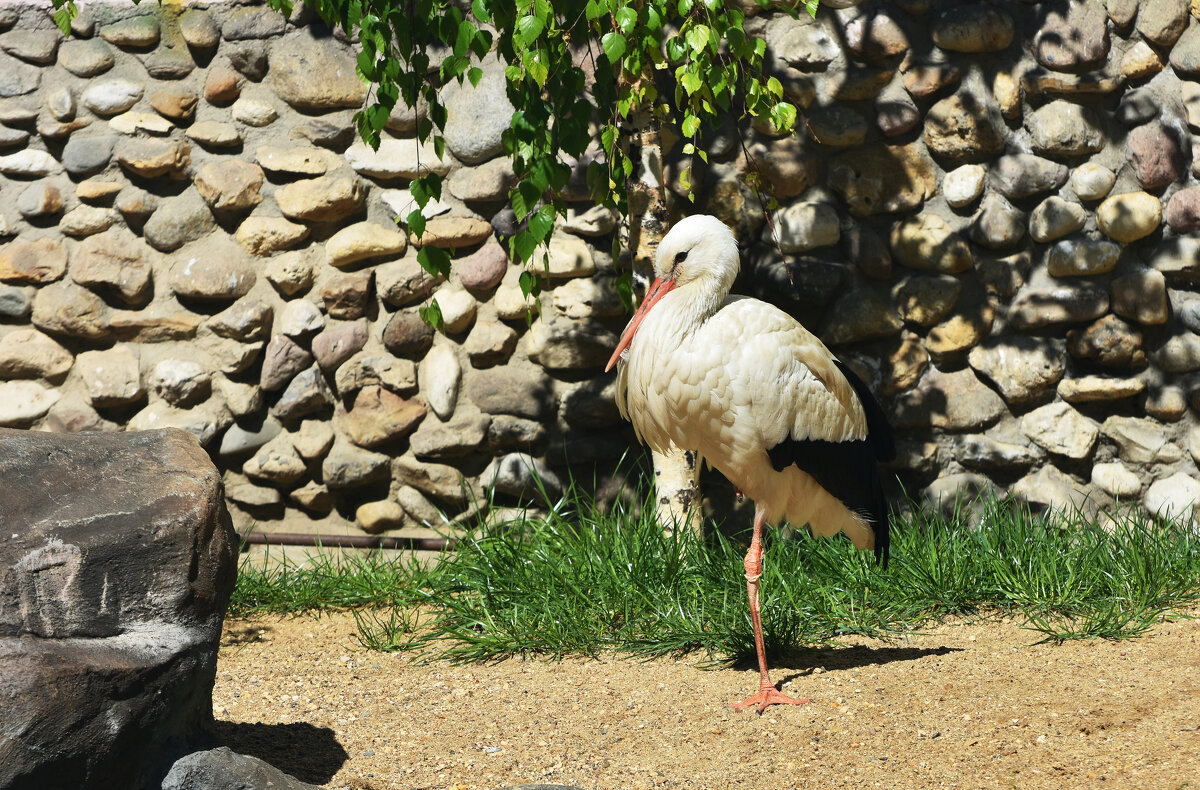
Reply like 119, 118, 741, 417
605, 276, 677, 372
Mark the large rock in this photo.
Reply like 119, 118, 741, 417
924, 92, 1005, 161
269, 30, 366, 111
0, 428, 237, 790
891, 367, 1006, 432
162, 747, 322, 790
442, 53, 515, 164
828, 142, 937, 217
967, 337, 1065, 406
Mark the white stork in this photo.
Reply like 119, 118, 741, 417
606, 214, 894, 714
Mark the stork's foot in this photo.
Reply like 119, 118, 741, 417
731, 685, 809, 714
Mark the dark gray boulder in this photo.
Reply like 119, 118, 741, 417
0, 427, 238, 790
161, 747, 323, 790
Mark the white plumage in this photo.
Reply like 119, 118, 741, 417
607, 214, 893, 713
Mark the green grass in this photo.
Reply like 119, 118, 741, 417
229, 488, 1200, 664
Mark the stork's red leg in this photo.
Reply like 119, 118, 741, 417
731, 505, 810, 714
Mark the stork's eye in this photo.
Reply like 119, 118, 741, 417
674, 250, 688, 264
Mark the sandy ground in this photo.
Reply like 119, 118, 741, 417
213, 612, 1200, 790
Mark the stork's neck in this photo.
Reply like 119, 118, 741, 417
667, 269, 733, 334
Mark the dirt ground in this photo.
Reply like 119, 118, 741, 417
213, 612, 1200, 790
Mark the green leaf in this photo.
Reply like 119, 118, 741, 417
518, 270, 537, 299
677, 0, 694, 14
467, 67, 484, 88
805, 0, 819, 17
767, 76, 783, 97
681, 113, 700, 138
516, 14, 544, 45
406, 209, 426, 237
418, 246, 452, 278
685, 24, 710, 53
615, 6, 637, 34
525, 46, 549, 87
512, 229, 539, 264
419, 300, 445, 333
601, 124, 618, 157
601, 31, 627, 63
769, 101, 798, 133
528, 203, 556, 242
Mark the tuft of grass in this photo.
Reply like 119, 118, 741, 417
229, 488, 1200, 662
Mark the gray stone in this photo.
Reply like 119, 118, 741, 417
393, 455, 479, 506
806, 105, 867, 147
151, 360, 210, 407
1030, 197, 1087, 243
1169, 23, 1200, 76
969, 193, 1025, 249
222, 6, 287, 40
81, 78, 143, 116
1021, 401, 1099, 459
1151, 333, 1200, 373
1091, 462, 1141, 498
58, 39, 114, 77
409, 413, 491, 460
162, 747, 322, 790
968, 336, 1065, 406
230, 97, 277, 127
278, 299, 325, 337
921, 472, 1001, 524
1010, 466, 1094, 516
1150, 237, 1200, 284
1032, 3, 1109, 71
481, 452, 563, 501
1058, 375, 1145, 404
0, 50, 41, 97
1138, 0, 1189, 46
1067, 315, 1146, 369
99, 15, 160, 48
891, 367, 1006, 432
954, 435, 1036, 470
467, 367, 553, 420
0, 429, 236, 790
0, 149, 59, 176
335, 353, 417, 396
1144, 473, 1200, 520
243, 433, 306, 485
179, 9, 220, 50
322, 438, 389, 488
144, 190, 216, 252
224, 472, 282, 507
418, 345, 461, 420
819, 285, 903, 345
260, 335, 314, 391
271, 366, 334, 420
924, 93, 1005, 161
990, 154, 1069, 200
776, 200, 840, 252
208, 300, 272, 343
1008, 284, 1109, 330
291, 419, 334, 460
527, 311, 620, 370
168, 237, 255, 301
1026, 101, 1104, 158
218, 417, 282, 458
31, 281, 111, 341
442, 53, 515, 164
71, 229, 154, 305
889, 214, 972, 273
17, 182, 62, 219
931, 5, 1014, 52
943, 164, 986, 208
0, 284, 32, 318
1103, 415, 1180, 463
270, 29, 367, 111
1046, 238, 1120, 277
0, 328, 72, 380
1112, 269, 1168, 325
1117, 88, 1160, 126
312, 320, 368, 373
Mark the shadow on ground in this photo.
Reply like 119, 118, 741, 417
214, 721, 349, 785
731, 643, 961, 681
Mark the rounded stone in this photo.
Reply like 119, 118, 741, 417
383, 311, 435, 356
1069, 162, 1115, 201
1165, 186, 1200, 233
1029, 197, 1086, 242
931, 5, 1014, 52
1026, 100, 1104, 158
1128, 123, 1187, 189
80, 79, 143, 116
1096, 192, 1162, 243
356, 500, 407, 534
943, 164, 986, 208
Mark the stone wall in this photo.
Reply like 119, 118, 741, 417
1, 0, 1199, 536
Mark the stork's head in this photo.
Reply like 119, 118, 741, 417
605, 215, 739, 372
